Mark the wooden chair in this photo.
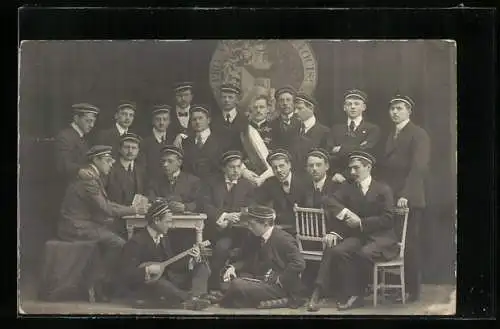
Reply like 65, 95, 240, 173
372, 207, 410, 307
293, 204, 342, 261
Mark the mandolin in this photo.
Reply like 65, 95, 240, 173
139, 240, 211, 282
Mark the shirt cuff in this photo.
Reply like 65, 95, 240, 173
216, 212, 227, 226
188, 257, 194, 270
144, 266, 150, 281
337, 208, 349, 220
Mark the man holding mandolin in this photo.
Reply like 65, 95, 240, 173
118, 200, 212, 310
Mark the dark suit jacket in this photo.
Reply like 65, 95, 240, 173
182, 133, 224, 181
233, 227, 306, 298
302, 176, 342, 209
269, 115, 301, 150
326, 119, 381, 172
257, 173, 308, 231
141, 132, 173, 183
57, 166, 136, 240
106, 160, 147, 206
168, 107, 195, 139
290, 121, 330, 172
148, 171, 201, 212
119, 227, 190, 290
211, 110, 248, 152
378, 121, 431, 208
201, 175, 256, 240
54, 126, 89, 183
323, 178, 398, 260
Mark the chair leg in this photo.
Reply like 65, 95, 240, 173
400, 265, 406, 305
381, 269, 386, 303
373, 265, 378, 307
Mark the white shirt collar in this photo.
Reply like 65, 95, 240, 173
147, 225, 164, 245
89, 164, 100, 177
348, 116, 363, 128
252, 119, 267, 127
71, 122, 85, 138
281, 172, 292, 186
261, 226, 274, 242
396, 119, 410, 131
115, 122, 127, 136
224, 175, 238, 185
120, 158, 134, 171
176, 105, 190, 114
358, 175, 372, 195
303, 115, 316, 133
314, 175, 327, 191
223, 108, 238, 123
196, 128, 211, 144
153, 128, 167, 144
282, 112, 294, 120
170, 170, 181, 179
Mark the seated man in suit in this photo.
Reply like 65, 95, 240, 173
219, 205, 306, 309
307, 151, 398, 311
303, 148, 342, 208
118, 200, 211, 310
257, 149, 308, 235
106, 133, 147, 238
326, 89, 380, 183
182, 105, 225, 181
200, 150, 256, 292
93, 101, 137, 158
148, 145, 202, 251
292, 93, 330, 173
57, 145, 147, 300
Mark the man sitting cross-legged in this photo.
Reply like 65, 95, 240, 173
307, 151, 399, 312
218, 206, 307, 309
117, 200, 212, 310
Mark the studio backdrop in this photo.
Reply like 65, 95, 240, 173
19, 40, 456, 283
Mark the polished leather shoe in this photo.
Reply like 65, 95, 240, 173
257, 298, 289, 309
337, 295, 364, 311
306, 289, 321, 312
183, 297, 211, 311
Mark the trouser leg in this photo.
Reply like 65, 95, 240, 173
208, 236, 233, 290
405, 209, 423, 298
190, 261, 211, 297
219, 277, 287, 308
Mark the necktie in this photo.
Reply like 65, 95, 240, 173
394, 128, 401, 140
178, 112, 188, 117
128, 163, 133, 172
349, 120, 356, 133
161, 135, 166, 144
226, 181, 235, 191
225, 114, 231, 124
300, 123, 306, 136
169, 175, 177, 186
260, 236, 266, 246
195, 134, 203, 148
356, 181, 364, 195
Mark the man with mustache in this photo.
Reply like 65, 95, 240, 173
170, 82, 195, 149
378, 94, 431, 302
307, 151, 398, 312
141, 105, 174, 184
105, 133, 147, 238
326, 89, 381, 184
269, 86, 301, 150
93, 101, 137, 158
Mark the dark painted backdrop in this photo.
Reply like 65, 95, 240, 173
19, 40, 456, 283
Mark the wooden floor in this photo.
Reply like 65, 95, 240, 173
19, 283, 455, 316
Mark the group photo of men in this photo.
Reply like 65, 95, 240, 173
18, 40, 457, 315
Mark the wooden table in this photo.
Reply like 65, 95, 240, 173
122, 213, 207, 243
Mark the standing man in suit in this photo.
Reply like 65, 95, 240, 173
182, 105, 225, 181
118, 200, 212, 310
57, 145, 146, 300
219, 206, 306, 309
307, 151, 398, 311
293, 93, 330, 173
270, 86, 301, 150
55, 103, 100, 184
378, 94, 431, 302
211, 84, 248, 153
201, 151, 256, 292
257, 149, 308, 235
93, 101, 136, 157
148, 145, 201, 214
326, 89, 380, 183
171, 82, 195, 149
105, 133, 147, 238
303, 148, 341, 208
141, 105, 173, 184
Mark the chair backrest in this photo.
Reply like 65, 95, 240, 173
394, 207, 410, 258
293, 203, 327, 252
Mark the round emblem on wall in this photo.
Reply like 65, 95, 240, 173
209, 40, 318, 117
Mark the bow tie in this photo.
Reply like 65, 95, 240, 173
178, 112, 189, 117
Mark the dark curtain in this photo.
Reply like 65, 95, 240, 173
19, 40, 456, 284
